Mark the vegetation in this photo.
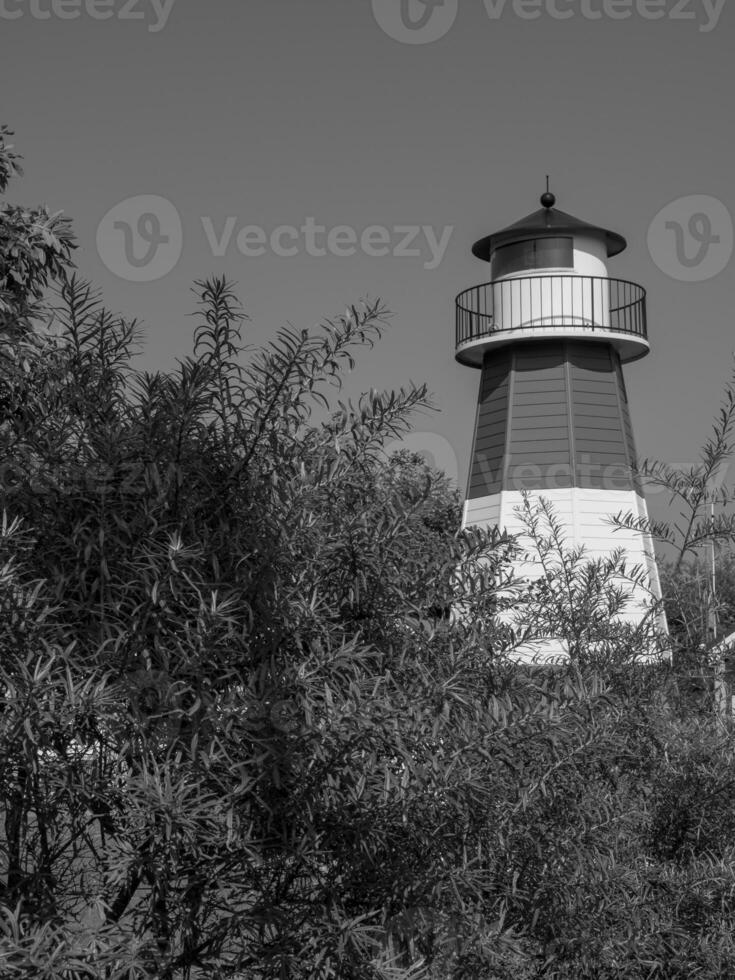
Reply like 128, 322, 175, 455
607, 360, 735, 713
1, 126, 735, 979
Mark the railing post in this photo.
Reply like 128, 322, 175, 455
591, 276, 596, 329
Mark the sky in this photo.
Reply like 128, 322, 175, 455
2, 0, 735, 538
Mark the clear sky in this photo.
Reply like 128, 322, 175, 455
3, 0, 735, 536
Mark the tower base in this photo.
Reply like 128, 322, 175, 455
463, 487, 668, 664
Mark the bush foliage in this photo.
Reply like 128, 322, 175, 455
1, 127, 735, 980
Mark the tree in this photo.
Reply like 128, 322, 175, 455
2, 126, 735, 980
606, 356, 735, 709
0, 126, 75, 334
0, 167, 520, 971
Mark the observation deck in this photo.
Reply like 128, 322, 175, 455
455, 273, 649, 367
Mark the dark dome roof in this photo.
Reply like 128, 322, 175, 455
472, 205, 627, 261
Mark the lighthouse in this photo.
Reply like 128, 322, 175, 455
456, 188, 666, 662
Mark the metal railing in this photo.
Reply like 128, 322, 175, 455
455, 274, 647, 349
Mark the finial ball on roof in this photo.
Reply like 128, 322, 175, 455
540, 191, 556, 209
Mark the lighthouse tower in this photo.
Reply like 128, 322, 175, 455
456, 189, 666, 662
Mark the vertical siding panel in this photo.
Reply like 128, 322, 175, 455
507, 341, 571, 489
568, 343, 632, 490
468, 348, 511, 498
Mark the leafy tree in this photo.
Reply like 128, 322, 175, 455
606, 356, 735, 707
0, 174, 517, 972
0, 126, 75, 333
2, 126, 735, 980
